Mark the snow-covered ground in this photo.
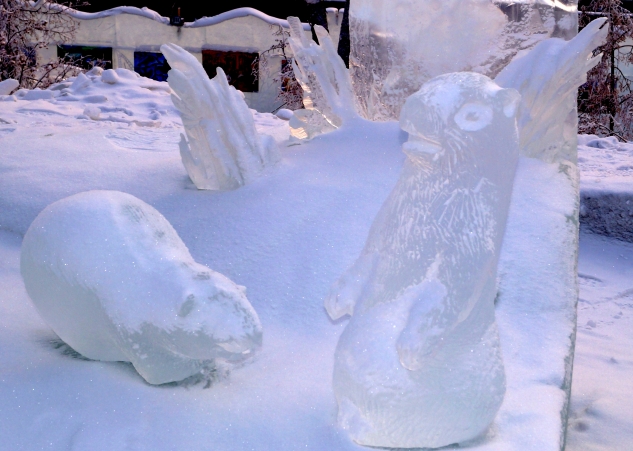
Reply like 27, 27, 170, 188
566, 232, 633, 451
0, 71, 631, 450
579, 135, 633, 242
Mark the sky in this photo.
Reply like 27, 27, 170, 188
74, 1, 347, 21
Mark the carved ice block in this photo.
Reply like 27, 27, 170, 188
161, 43, 280, 190
349, 0, 579, 121
325, 73, 521, 448
21, 191, 262, 385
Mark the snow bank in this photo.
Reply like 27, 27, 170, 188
579, 135, 633, 242
0, 79, 18, 96
20, 190, 262, 385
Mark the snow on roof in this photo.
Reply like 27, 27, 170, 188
54, 4, 311, 30
186, 8, 311, 30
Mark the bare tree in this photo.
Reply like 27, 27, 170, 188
0, 0, 87, 90
579, 0, 633, 140
252, 24, 304, 113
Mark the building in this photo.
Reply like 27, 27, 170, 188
40, 6, 345, 113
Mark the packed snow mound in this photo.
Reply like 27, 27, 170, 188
0, 79, 18, 95
578, 134, 633, 242
20, 190, 262, 385
325, 73, 519, 448
161, 43, 280, 190
4, 67, 179, 127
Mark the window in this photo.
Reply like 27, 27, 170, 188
57, 45, 112, 70
134, 52, 170, 82
202, 50, 258, 93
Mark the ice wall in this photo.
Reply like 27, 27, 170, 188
325, 73, 521, 448
20, 191, 262, 385
349, 0, 579, 121
161, 44, 280, 190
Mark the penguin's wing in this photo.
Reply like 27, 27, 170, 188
495, 18, 608, 162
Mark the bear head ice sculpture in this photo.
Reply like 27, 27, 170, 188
325, 72, 520, 448
21, 190, 262, 385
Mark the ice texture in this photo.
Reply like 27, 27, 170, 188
495, 17, 608, 163
286, 17, 359, 141
325, 73, 520, 448
20, 191, 262, 385
161, 43, 280, 190
349, 0, 579, 121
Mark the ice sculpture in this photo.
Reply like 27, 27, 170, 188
286, 16, 359, 141
325, 73, 520, 448
349, 0, 580, 121
495, 17, 608, 163
161, 43, 280, 190
21, 191, 262, 385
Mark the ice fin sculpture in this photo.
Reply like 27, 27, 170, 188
286, 16, 359, 141
21, 191, 263, 385
495, 17, 608, 163
161, 43, 280, 190
325, 73, 520, 448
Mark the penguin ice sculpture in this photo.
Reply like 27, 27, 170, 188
325, 73, 521, 448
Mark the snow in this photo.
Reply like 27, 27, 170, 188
49, 4, 312, 30
20, 190, 262, 385
0, 71, 631, 449
579, 135, 633, 242
0, 79, 18, 96
566, 232, 633, 451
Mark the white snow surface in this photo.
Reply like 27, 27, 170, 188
578, 134, 633, 242
566, 232, 633, 451
0, 75, 630, 450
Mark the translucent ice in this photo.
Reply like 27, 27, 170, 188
20, 191, 262, 385
495, 17, 608, 163
286, 17, 359, 141
161, 43, 280, 190
325, 73, 520, 448
349, 0, 580, 121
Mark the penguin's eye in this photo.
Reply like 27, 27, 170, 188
454, 102, 493, 131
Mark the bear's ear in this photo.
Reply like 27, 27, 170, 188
496, 88, 521, 118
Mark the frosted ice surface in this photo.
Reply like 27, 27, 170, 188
20, 191, 262, 385
161, 43, 280, 190
495, 17, 608, 163
325, 73, 520, 448
349, 0, 579, 121
286, 17, 358, 141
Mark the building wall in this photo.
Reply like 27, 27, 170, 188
38, 7, 344, 113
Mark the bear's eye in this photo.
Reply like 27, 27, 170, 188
454, 102, 493, 131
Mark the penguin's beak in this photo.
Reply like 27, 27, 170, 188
403, 133, 442, 157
